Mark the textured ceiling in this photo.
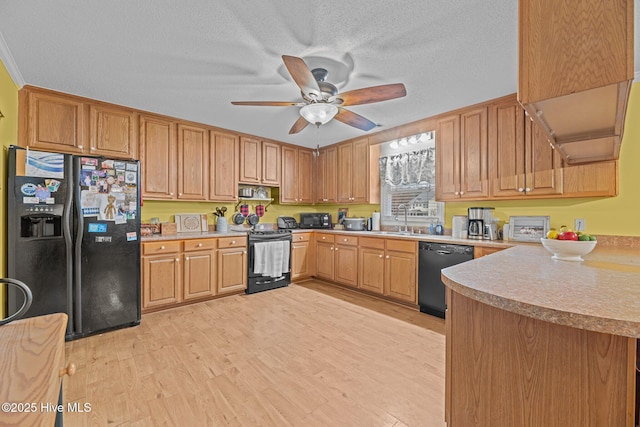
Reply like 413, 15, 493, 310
0, 1, 638, 149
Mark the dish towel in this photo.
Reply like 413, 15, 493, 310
253, 241, 291, 278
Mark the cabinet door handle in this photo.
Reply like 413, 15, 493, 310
59, 363, 76, 378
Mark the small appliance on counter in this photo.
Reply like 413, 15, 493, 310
343, 217, 365, 231
452, 215, 468, 238
277, 216, 298, 229
467, 207, 495, 240
298, 213, 331, 229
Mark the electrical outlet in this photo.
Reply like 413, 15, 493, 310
575, 218, 586, 231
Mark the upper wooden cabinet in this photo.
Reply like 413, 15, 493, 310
281, 146, 313, 204
19, 87, 86, 154
562, 161, 618, 198
210, 131, 239, 201
139, 114, 177, 200
315, 146, 338, 203
239, 137, 281, 186
489, 96, 561, 199
89, 104, 137, 158
177, 124, 209, 200
336, 138, 380, 204
19, 86, 137, 159
518, 0, 634, 164
436, 108, 489, 201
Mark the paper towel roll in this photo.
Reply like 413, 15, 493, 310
372, 212, 381, 231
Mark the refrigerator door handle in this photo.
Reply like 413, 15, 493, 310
64, 155, 74, 337
73, 157, 83, 334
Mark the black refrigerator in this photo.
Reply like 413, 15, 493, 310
6, 146, 141, 340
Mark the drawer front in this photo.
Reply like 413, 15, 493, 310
316, 233, 335, 244
218, 236, 247, 248
183, 238, 217, 252
386, 239, 417, 254
293, 232, 312, 242
335, 235, 358, 246
359, 237, 385, 249
142, 241, 181, 255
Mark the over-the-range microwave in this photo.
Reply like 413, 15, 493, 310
299, 213, 332, 229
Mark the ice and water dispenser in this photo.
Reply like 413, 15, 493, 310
20, 206, 63, 238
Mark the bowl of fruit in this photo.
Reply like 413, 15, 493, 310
540, 227, 597, 261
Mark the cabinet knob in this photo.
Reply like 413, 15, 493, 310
90, 147, 96, 151
454, 191, 459, 195
175, 258, 180, 262
185, 256, 190, 260
170, 193, 174, 196
160, 245, 165, 250
460, 191, 464, 195
335, 247, 339, 251
179, 193, 183, 196
59, 362, 76, 378
330, 247, 334, 251
77, 145, 84, 149
385, 255, 390, 259
343, 238, 347, 242
231, 240, 236, 244
525, 187, 531, 192
378, 254, 383, 258
243, 251, 247, 254
518, 187, 524, 192
299, 236, 303, 240
322, 236, 326, 240
197, 243, 202, 247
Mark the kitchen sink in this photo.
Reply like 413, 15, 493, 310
376, 231, 416, 236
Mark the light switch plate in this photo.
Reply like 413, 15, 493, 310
575, 218, 586, 231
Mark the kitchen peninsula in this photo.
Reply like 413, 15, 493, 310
442, 244, 640, 427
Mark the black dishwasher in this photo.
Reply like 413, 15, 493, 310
418, 242, 474, 318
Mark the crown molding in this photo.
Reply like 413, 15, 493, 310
0, 31, 25, 88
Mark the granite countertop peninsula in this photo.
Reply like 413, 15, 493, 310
442, 244, 640, 338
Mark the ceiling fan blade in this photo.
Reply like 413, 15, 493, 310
336, 83, 407, 106
334, 108, 377, 131
231, 101, 305, 106
289, 116, 310, 134
282, 55, 321, 98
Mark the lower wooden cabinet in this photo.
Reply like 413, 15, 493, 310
334, 243, 358, 287
474, 245, 505, 258
142, 237, 246, 312
291, 232, 315, 281
358, 237, 418, 304
315, 234, 359, 288
217, 237, 248, 294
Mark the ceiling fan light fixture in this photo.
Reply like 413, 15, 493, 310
299, 103, 339, 126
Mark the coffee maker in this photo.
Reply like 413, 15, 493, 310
467, 207, 494, 240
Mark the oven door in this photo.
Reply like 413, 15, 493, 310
246, 233, 292, 294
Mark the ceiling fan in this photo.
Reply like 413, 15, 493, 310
231, 55, 407, 134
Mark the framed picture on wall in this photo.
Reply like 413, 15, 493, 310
337, 208, 349, 224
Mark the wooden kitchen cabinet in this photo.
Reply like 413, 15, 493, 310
89, 104, 137, 159
142, 242, 182, 310
337, 138, 376, 203
315, 234, 335, 282
315, 146, 338, 203
436, 108, 489, 201
210, 131, 239, 201
281, 146, 313, 204
182, 239, 216, 300
357, 237, 417, 304
489, 96, 561, 198
20, 87, 86, 154
291, 232, 315, 281
217, 237, 247, 294
177, 123, 209, 200
562, 161, 618, 197
139, 114, 177, 200
261, 140, 281, 186
239, 138, 281, 186
473, 246, 504, 259
334, 239, 358, 288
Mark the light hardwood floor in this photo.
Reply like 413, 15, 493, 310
63, 280, 446, 426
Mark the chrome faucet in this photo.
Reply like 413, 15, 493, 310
395, 204, 409, 232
